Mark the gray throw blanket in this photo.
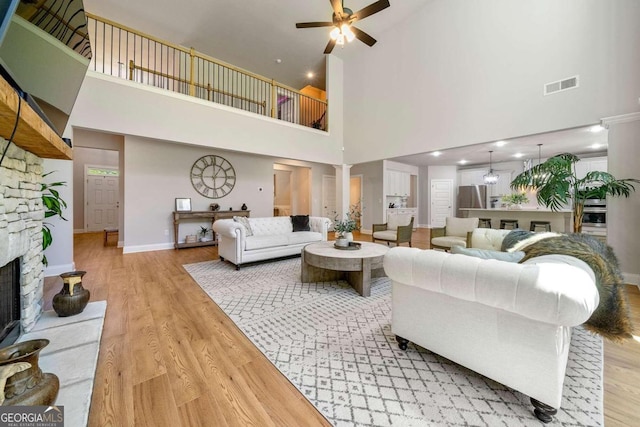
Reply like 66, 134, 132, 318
506, 231, 634, 341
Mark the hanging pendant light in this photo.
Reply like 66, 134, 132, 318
483, 151, 498, 185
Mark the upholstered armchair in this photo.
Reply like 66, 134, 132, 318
372, 215, 414, 247
430, 217, 479, 251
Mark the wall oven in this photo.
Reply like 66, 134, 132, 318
582, 198, 606, 228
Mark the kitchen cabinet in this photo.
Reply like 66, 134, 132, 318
459, 170, 486, 186
489, 170, 513, 197
386, 170, 410, 196
575, 157, 607, 179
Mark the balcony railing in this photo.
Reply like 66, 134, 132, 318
86, 14, 328, 131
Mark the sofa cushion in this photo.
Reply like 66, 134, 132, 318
249, 217, 293, 236
287, 231, 322, 245
446, 217, 479, 237
431, 236, 467, 248
233, 216, 253, 236
470, 228, 511, 250
291, 215, 311, 232
451, 245, 525, 262
245, 234, 289, 250
387, 214, 412, 231
373, 230, 397, 241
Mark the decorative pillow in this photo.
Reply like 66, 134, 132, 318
500, 229, 533, 251
451, 245, 525, 263
233, 216, 253, 236
290, 215, 310, 232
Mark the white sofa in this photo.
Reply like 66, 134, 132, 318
212, 216, 331, 269
384, 247, 599, 422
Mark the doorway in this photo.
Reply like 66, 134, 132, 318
274, 164, 311, 216
85, 166, 120, 231
430, 179, 453, 227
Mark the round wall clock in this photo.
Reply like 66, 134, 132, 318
190, 155, 236, 199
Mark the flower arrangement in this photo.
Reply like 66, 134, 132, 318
333, 201, 363, 237
501, 192, 529, 205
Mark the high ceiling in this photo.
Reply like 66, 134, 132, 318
82, 0, 431, 90
389, 125, 609, 167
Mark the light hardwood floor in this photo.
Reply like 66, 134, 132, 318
43, 230, 640, 426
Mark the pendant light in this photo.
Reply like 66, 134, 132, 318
483, 151, 498, 185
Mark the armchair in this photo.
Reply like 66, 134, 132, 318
372, 214, 414, 247
430, 217, 479, 251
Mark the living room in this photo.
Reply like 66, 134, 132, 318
1, 0, 639, 425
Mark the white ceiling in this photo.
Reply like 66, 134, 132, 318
389, 125, 609, 167
82, 0, 431, 90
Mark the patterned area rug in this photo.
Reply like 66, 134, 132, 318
184, 258, 603, 426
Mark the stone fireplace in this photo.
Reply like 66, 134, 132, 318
0, 137, 45, 343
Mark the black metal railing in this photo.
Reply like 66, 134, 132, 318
86, 14, 327, 131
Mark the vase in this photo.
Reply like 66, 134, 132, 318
508, 204, 522, 210
344, 232, 354, 242
53, 270, 90, 317
0, 339, 59, 406
335, 237, 348, 247
241, 203, 248, 210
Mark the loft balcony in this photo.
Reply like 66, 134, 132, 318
85, 13, 328, 132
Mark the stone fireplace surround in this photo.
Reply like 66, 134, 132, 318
0, 138, 46, 334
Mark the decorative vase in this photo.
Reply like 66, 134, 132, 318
241, 203, 248, 210
335, 237, 348, 247
0, 339, 59, 406
53, 270, 90, 317
344, 232, 354, 242
508, 204, 522, 210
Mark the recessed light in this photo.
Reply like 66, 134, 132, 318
431, 151, 442, 157
275, 58, 282, 64
590, 125, 604, 133
306, 72, 314, 79
458, 159, 468, 165
495, 140, 508, 147
513, 153, 524, 158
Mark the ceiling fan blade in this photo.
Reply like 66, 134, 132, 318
351, 26, 377, 46
330, 0, 344, 16
296, 21, 335, 28
324, 39, 337, 54
351, 0, 390, 22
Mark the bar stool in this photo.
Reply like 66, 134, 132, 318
499, 219, 519, 230
104, 228, 118, 246
478, 218, 492, 228
529, 221, 551, 232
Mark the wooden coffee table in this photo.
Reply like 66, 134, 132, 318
301, 241, 389, 297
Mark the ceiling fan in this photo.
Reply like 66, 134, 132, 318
296, 0, 391, 54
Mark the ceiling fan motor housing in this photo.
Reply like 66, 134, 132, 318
332, 7, 353, 24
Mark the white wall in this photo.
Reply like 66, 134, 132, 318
69, 71, 343, 166
351, 161, 384, 229
42, 159, 75, 277
343, 0, 640, 164
606, 116, 640, 284
122, 136, 335, 253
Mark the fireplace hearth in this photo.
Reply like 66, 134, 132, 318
0, 258, 21, 348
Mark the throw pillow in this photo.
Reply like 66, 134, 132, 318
233, 216, 253, 236
451, 245, 525, 263
290, 215, 311, 232
500, 229, 533, 251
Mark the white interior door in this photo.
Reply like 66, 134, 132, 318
322, 175, 336, 226
85, 166, 120, 231
430, 179, 453, 227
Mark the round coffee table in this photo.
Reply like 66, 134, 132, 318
301, 241, 389, 297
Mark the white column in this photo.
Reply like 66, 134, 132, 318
333, 164, 352, 219
602, 112, 640, 286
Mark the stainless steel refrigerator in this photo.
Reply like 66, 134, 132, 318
457, 185, 487, 217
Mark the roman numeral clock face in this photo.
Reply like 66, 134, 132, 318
190, 155, 236, 199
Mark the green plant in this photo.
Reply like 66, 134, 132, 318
501, 192, 529, 205
333, 201, 363, 237
41, 172, 67, 266
510, 153, 639, 232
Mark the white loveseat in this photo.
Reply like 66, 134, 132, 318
384, 247, 599, 422
213, 216, 331, 269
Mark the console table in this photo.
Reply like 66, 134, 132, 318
173, 210, 250, 249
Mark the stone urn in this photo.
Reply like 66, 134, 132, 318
0, 339, 59, 406
53, 270, 90, 317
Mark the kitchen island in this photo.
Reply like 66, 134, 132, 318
459, 207, 573, 233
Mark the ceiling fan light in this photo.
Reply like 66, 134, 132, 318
341, 24, 356, 42
330, 27, 340, 40
335, 33, 345, 45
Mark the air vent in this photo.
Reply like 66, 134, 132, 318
544, 75, 579, 95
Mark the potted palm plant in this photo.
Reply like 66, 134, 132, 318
510, 153, 639, 232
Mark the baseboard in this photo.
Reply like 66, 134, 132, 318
73, 229, 85, 234
44, 262, 76, 278
359, 228, 372, 235
622, 272, 640, 286
122, 242, 174, 254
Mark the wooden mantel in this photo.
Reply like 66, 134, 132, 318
0, 74, 72, 160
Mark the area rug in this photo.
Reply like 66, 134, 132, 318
184, 258, 604, 426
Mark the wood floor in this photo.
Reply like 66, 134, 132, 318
42, 230, 640, 426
